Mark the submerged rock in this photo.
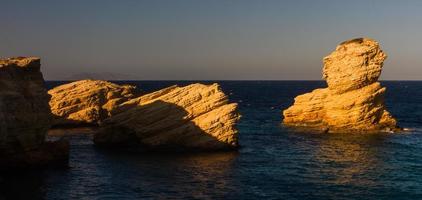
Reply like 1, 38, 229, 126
48, 79, 140, 127
283, 38, 398, 133
94, 83, 240, 151
0, 57, 68, 170
0, 139, 69, 170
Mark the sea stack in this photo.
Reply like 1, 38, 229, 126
48, 80, 140, 127
283, 38, 398, 133
94, 83, 240, 151
0, 57, 68, 170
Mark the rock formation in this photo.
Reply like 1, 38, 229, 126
283, 38, 398, 133
94, 83, 240, 151
0, 57, 68, 170
48, 80, 140, 126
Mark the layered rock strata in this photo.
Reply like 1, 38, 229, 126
48, 80, 140, 126
0, 57, 68, 170
94, 83, 240, 151
283, 38, 398, 133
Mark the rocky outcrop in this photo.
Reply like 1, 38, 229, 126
283, 38, 398, 133
48, 80, 140, 127
94, 83, 240, 151
0, 57, 68, 170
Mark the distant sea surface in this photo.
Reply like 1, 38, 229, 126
2, 81, 422, 200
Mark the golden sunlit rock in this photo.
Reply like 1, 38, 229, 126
48, 79, 140, 126
94, 83, 240, 151
283, 38, 398, 133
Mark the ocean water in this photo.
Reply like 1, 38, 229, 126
1, 81, 422, 200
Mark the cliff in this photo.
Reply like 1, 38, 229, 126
0, 57, 68, 170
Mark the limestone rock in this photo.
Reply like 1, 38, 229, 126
323, 38, 387, 94
94, 83, 240, 151
283, 38, 398, 133
0, 57, 68, 170
48, 79, 140, 126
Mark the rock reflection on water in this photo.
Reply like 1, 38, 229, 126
151, 152, 238, 199
313, 133, 388, 187
59, 135, 238, 199
47, 127, 98, 137
91, 150, 239, 199
1, 132, 239, 199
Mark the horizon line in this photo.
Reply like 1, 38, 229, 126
44, 79, 422, 82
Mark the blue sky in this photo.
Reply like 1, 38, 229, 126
1, 0, 421, 80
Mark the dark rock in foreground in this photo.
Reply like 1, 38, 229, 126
0, 57, 68, 170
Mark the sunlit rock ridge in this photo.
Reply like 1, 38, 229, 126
283, 38, 398, 133
94, 83, 240, 150
49, 80, 240, 151
49, 80, 140, 127
0, 57, 68, 170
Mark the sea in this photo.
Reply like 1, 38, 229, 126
1, 81, 422, 200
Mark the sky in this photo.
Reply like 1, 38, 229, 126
1, 0, 422, 80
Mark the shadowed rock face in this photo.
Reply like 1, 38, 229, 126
283, 38, 398, 133
48, 80, 140, 127
94, 83, 240, 151
0, 57, 68, 170
0, 57, 51, 152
